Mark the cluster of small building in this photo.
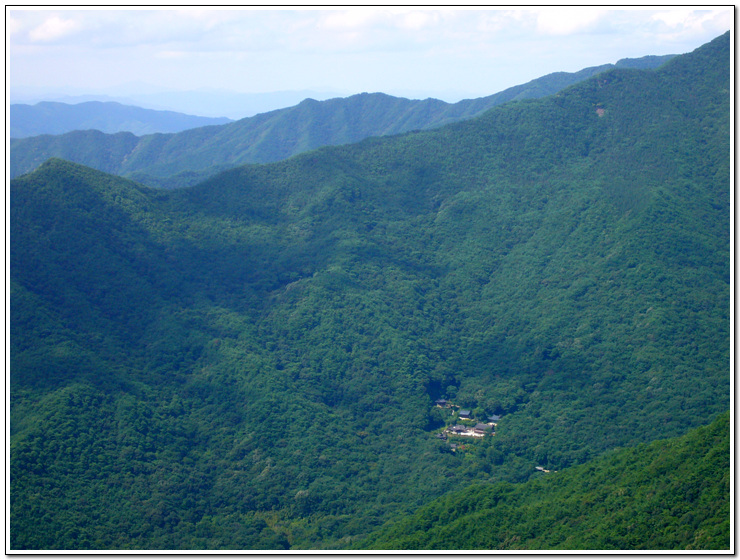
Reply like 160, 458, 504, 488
445, 423, 491, 438
433, 399, 502, 441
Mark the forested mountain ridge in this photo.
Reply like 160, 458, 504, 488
9, 101, 233, 138
9, 54, 674, 188
9, 33, 728, 550
359, 411, 730, 550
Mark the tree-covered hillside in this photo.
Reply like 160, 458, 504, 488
9, 101, 232, 138
9, 34, 728, 550
359, 411, 730, 550
9, 54, 674, 188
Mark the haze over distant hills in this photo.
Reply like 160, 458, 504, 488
9, 88, 349, 121
10, 101, 233, 138
9, 53, 676, 189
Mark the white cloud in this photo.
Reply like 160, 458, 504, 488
316, 9, 446, 39
398, 11, 440, 31
28, 15, 81, 43
535, 8, 609, 35
474, 10, 530, 34
650, 8, 732, 37
7, 16, 23, 38
154, 50, 188, 60
651, 8, 698, 28
7, 7, 731, 101
305, 10, 406, 52
319, 9, 387, 31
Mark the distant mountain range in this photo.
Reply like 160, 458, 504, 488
9, 54, 675, 189
10, 101, 233, 138
9, 88, 349, 120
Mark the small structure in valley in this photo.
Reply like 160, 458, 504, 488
446, 423, 486, 438
473, 423, 491, 436
431, 399, 500, 441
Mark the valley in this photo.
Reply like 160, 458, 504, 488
8, 32, 730, 551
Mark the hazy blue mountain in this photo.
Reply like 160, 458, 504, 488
9, 87, 349, 120
10, 54, 675, 188
121, 88, 350, 119
9, 101, 233, 138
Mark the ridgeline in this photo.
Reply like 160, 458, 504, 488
10, 54, 674, 189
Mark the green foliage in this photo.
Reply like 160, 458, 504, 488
358, 412, 730, 550
9, 33, 729, 550
10, 130, 140, 178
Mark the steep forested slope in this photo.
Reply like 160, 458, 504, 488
9, 34, 728, 551
9, 55, 673, 188
9, 101, 232, 138
359, 412, 730, 550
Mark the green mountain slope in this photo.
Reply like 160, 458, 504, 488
9, 34, 728, 550
10, 101, 232, 138
359, 411, 730, 550
9, 55, 673, 188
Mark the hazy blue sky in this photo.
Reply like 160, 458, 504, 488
7, 7, 732, 105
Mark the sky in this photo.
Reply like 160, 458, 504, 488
6, 6, 733, 117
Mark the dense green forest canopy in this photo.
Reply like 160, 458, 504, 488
9, 33, 729, 550
359, 412, 730, 550
9, 54, 674, 189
